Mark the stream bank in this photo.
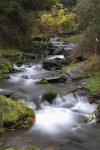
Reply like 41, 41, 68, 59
0, 37, 100, 150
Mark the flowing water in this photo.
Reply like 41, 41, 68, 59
0, 39, 100, 150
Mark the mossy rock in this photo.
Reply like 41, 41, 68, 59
42, 90, 58, 104
0, 95, 35, 131
36, 79, 48, 84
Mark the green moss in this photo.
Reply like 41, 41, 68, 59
0, 127, 6, 134
42, 90, 58, 102
37, 79, 48, 84
0, 96, 35, 130
6, 148, 15, 150
6, 146, 39, 150
26, 147, 40, 150
86, 73, 100, 94
0, 60, 12, 74
82, 56, 100, 94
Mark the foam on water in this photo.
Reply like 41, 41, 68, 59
31, 107, 75, 134
29, 95, 96, 135
47, 55, 65, 60
9, 64, 45, 82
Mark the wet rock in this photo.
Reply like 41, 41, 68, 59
89, 93, 100, 104
47, 76, 67, 83
67, 67, 89, 81
76, 54, 86, 62
21, 75, 28, 79
10, 93, 20, 101
52, 48, 64, 55
37, 73, 69, 84
75, 88, 91, 97
42, 90, 58, 104
43, 60, 62, 70
10, 68, 23, 73
32, 35, 50, 41
42, 58, 70, 70
2, 74, 10, 79
58, 29, 80, 36
23, 53, 36, 60
16, 62, 23, 67
3, 92, 12, 98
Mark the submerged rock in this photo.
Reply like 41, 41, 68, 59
42, 90, 58, 104
21, 75, 28, 79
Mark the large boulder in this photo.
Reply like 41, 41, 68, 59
42, 58, 70, 70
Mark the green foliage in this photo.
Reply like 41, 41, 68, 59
41, 8, 76, 32
0, 49, 24, 63
0, 60, 12, 75
40, 0, 77, 33
42, 90, 58, 101
0, 0, 33, 49
83, 56, 100, 94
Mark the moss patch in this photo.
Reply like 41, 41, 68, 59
42, 90, 58, 103
82, 56, 100, 94
85, 73, 100, 94
0, 60, 12, 74
6, 146, 39, 150
0, 96, 35, 133
36, 79, 48, 84
0, 59, 13, 79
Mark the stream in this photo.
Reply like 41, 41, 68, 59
0, 38, 100, 150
